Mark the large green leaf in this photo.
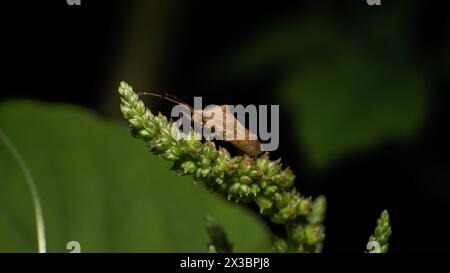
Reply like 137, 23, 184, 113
0, 101, 271, 252
280, 54, 427, 169
218, 6, 428, 169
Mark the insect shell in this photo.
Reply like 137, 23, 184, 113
193, 105, 262, 157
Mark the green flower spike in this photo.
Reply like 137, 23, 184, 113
368, 210, 392, 253
118, 81, 325, 252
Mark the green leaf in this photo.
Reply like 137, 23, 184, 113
280, 54, 427, 169
219, 8, 427, 169
0, 101, 271, 252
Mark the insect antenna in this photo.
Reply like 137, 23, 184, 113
137, 91, 194, 113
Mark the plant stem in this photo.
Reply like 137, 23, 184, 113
0, 130, 47, 253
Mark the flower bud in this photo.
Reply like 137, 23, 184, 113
256, 197, 273, 213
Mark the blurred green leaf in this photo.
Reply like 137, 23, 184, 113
221, 8, 427, 169
281, 54, 427, 169
0, 101, 271, 252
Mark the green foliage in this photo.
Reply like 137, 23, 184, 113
119, 81, 326, 252
280, 56, 426, 170
0, 82, 394, 253
219, 12, 427, 170
0, 101, 271, 252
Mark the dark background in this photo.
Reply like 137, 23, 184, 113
1, 0, 449, 253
